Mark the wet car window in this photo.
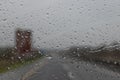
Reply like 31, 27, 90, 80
0, 0, 120, 80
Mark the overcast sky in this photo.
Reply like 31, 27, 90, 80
0, 0, 120, 49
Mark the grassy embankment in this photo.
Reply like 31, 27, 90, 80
65, 42, 120, 65
0, 47, 43, 73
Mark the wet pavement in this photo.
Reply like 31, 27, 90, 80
26, 52, 120, 80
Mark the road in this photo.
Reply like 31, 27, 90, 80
26, 59, 70, 80
25, 52, 120, 80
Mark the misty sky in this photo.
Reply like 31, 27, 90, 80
0, 0, 120, 49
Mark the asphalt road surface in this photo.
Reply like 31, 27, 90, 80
26, 52, 120, 80
26, 59, 70, 80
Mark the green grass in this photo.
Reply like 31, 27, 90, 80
0, 47, 43, 73
0, 55, 43, 73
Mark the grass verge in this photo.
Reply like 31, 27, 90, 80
0, 48, 43, 73
0, 55, 43, 73
64, 44, 120, 66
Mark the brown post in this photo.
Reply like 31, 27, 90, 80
16, 29, 32, 54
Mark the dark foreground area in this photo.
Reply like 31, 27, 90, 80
1, 42, 120, 80
25, 51, 120, 80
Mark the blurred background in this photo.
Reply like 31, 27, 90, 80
0, 0, 120, 49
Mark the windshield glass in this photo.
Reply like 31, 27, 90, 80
0, 0, 120, 80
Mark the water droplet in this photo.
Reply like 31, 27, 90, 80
69, 8, 72, 10
46, 12, 49, 15
68, 72, 74, 79
2, 18, 7, 21
47, 56, 53, 60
